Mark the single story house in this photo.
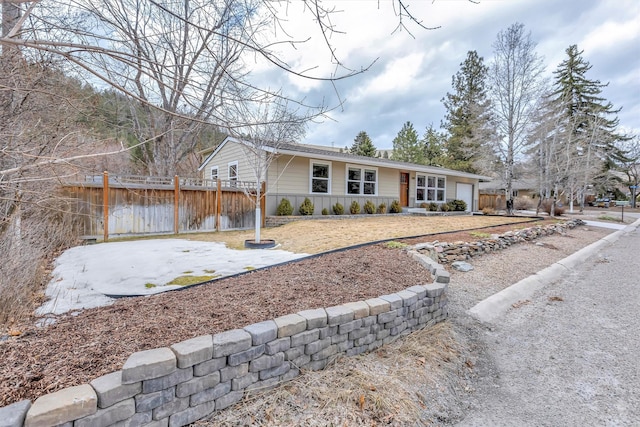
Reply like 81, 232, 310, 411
198, 137, 490, 216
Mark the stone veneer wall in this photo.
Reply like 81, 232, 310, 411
2, 254, 451, 427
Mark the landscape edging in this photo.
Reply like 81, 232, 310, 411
3, 279, 450, 427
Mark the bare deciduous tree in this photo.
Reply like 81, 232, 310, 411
616, 136, 640, 208
0, 0, 448, 327
490, 22, 545, 215
228, 97, 307, 243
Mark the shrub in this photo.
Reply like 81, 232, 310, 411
541, 200, 565, 216
389, 200, 402, 213
428, 202, 438, 211
350, 200, 360, 215
298, 197, 315, 216
419, 202, 429, 209
450, 199, 467, 211
276, 198, 294, 216
440, 202, 450, 212
363, 200, 376, 214
514, 196, 534, 210
482, 207, 496, 215
333, 202, 345, 215
377, 203, 387, 214
321, 208, 329, 215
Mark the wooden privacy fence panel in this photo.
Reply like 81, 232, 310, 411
63, 173, 263, 240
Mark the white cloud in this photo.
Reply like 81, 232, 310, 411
349, 52, 425, 101
581, 18, 640, 54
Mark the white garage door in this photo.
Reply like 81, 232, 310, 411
456, 183, 473, 212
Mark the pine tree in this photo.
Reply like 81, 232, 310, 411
421, 124, 444, 166
350, 131, 377, 157
441, 51, 496, 174
551, 45, 629, 166
392, 121, 423, 164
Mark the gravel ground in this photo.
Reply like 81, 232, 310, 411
454, 223, 640, 426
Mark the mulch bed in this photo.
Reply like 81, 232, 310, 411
0, 242, 432, 406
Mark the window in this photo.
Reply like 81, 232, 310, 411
310, 160, 331, 194
210, 166, 219, 180
416, 174, 445, 202
347, 165, 377, 195
228, 161, 238, 181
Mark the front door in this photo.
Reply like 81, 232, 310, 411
400, 173, 409, 206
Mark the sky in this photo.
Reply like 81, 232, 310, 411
255, 0, 640, 150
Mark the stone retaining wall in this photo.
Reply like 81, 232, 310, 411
417, 219, 585, 264
2, 263, 450, 427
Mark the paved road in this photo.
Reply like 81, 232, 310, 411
457, 223, 640, 426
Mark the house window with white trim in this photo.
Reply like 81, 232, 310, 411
416, 174, 445, 202
210, 166, 219, 180
347, 165, 377, 195
228, 161, 238, 181
310, 160, 331, 194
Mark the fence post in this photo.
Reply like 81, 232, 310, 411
260, 182, 266, 227
103, 171, 109, 242
216, 179, 222, 232
174, 175, 180, 234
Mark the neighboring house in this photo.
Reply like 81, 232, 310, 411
198, 137, 490, 216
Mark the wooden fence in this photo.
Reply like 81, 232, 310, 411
479, 194, 504, 211
63, 172, 265, 241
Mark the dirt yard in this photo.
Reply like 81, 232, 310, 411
185, 214, 537, 253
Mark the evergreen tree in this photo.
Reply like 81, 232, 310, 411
392, 121, 423, 164
350, 131, 377, 157
551, 45, 629, 165
441, 50, 496, 173
421, 124, 444, 166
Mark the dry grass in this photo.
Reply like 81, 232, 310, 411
201, 323, 469, 426
185, 215, 536, 254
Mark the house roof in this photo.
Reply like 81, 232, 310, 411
199, 136, 492, 181
479, 178, 538, 192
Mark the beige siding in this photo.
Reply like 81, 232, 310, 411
268, 157, 400, 198
267, 155, 310, 194
201, 142, 260, 182
378, 167, 399, 197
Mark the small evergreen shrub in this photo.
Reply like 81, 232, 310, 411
276, 198, 294, 216
321, 208, 329, 215
333, 202, 345, 215
377, 203, 387, 214
363, 200, 376, 214
451, 199, 467, 211
419, 202, 429, 209
389, 200, 402, 213
440, 202, 450, 212
299, 197, 315, 216
428, 202, 438, 212
350, 200, 360, 215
